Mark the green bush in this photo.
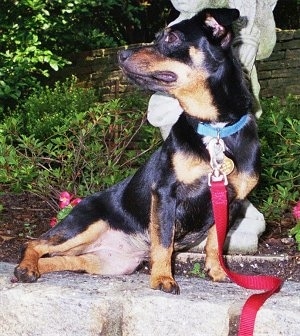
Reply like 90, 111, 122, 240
1, 89, 299, 230
8, 76, 98, 140
250, 95, 300, 221
0, 0, 148, 114
0, 0, 68, 115
0, 86, 160, 209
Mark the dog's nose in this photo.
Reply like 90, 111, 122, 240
118, 49, 133, 63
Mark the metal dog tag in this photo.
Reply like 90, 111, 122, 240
220, 156, 235, 175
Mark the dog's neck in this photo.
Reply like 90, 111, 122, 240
175, 90, 219, 122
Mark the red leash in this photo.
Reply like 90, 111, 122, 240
210, 180, 283, 336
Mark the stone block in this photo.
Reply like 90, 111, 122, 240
294, 29, 300, 39
280, 39, 300, 50
286, 49, 300, 59
276, 30, 295, 41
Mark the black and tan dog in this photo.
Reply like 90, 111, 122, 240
14, 8, 260, 294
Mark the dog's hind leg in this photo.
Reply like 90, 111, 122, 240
38, 245, 145, 276
14, 220, 109, 282
37, 254, 102, 275
204, 224, 227, 281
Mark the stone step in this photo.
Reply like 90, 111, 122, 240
0, 262, 298, 336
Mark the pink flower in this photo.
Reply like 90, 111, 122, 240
49, 217, 58, 227
292, 201, 300, 220
70, 198, 82, 206
50, 191, 82, 227
59, 191, 72, 209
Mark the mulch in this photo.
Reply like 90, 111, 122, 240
0, 191, 299, 282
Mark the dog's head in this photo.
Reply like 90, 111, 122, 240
119, 8, 251, 122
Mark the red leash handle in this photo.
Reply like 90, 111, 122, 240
210, 181, 283, 336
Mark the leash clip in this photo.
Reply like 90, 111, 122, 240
207, 137, 228, 186
207, 137, 225, 167
208, 171, 228, 186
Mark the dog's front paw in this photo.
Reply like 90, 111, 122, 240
150, 275, 180, 295
204, 257, 227, 282
14, 264, 40, 283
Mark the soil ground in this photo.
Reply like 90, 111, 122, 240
0, 191, 299, 282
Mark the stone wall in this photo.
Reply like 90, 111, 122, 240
257, 29, 300, 97
54, 30, 300, 100
52, 44, 149, 101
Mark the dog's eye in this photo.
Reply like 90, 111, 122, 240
165, 32, 179, 44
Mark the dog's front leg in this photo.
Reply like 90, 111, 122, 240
149, 187, 179, 294
204, 224, 227, 281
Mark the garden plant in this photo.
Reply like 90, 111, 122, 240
0, 78, 299, 248
0, 78, 161, 210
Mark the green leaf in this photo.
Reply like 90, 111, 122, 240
49, 60, 59, 71
57, 205, 73, 222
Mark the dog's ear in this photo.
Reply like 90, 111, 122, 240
202, 8, 239, 49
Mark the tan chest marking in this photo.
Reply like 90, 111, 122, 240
172, 152, 211, 184
228, 171, 259, 200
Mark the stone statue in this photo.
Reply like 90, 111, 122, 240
147, 0, 278, 254
147, 0, 278, 139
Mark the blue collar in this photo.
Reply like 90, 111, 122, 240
196, 114, 249, 138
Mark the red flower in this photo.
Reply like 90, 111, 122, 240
49, 217, 58, 227
293, 201, 300, 220
70, 198, 82, 206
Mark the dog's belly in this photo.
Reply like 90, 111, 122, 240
83, 230, 150, 275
